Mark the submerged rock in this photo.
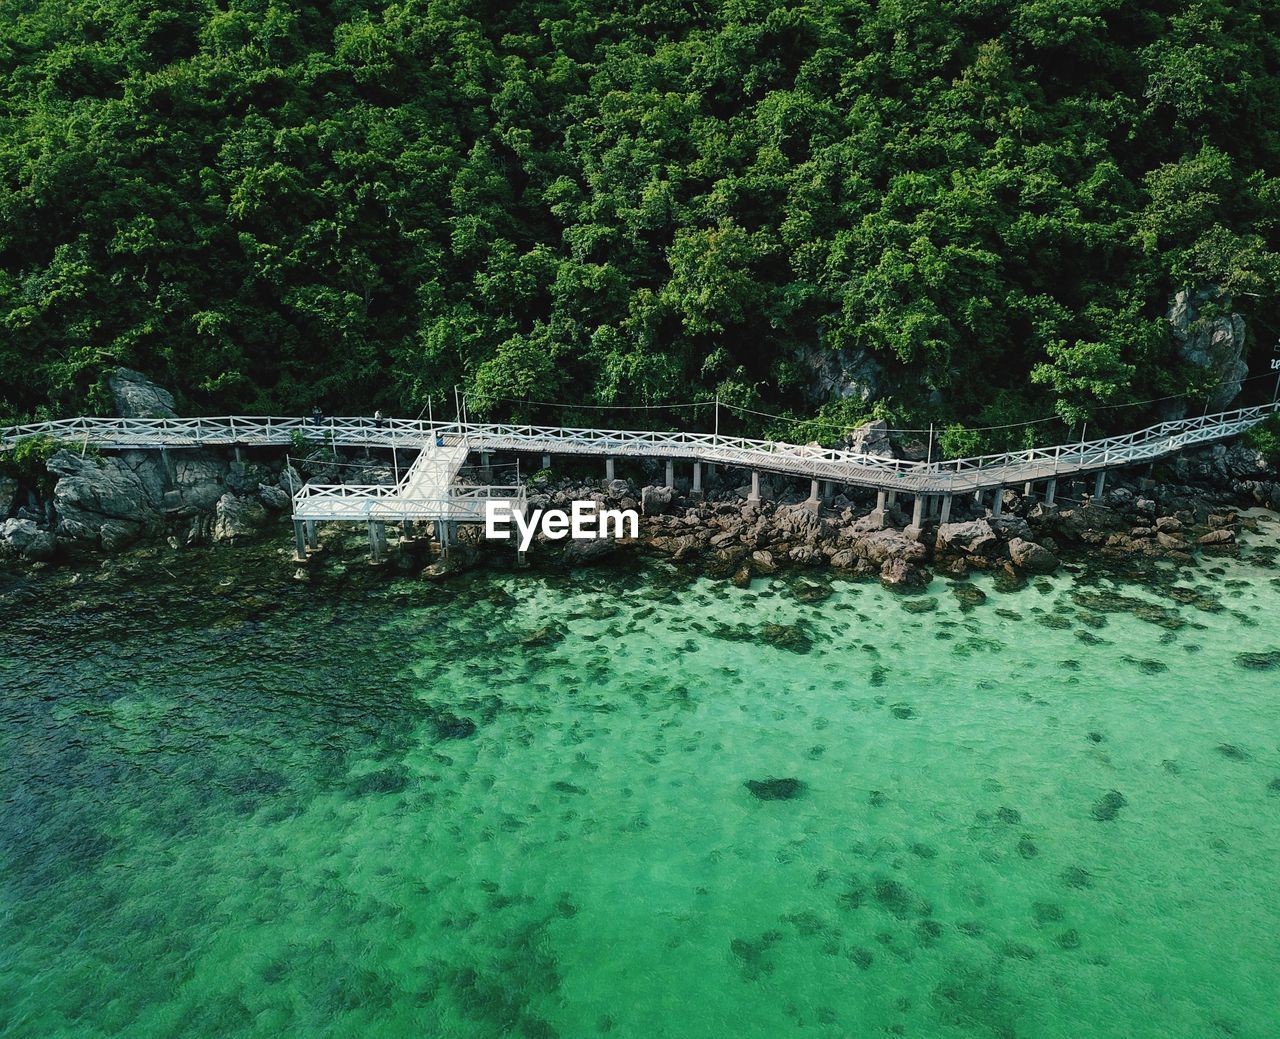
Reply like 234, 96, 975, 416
519, 623, 565, 647
792, 580, 832, 604
1234, 649, 1280, 671
745, 777, 806, 801
760, 622, 813, 653
1091, 789, 1127, 822
351, 766, 411, 796
950, 583, 987, 610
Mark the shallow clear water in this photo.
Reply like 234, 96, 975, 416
3, 521, 1280, 1039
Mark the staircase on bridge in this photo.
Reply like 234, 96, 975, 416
288, 435, 527, 563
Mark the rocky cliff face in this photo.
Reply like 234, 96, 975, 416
793, 341, 882, 404
1167, 287, 1248, 415
107, 368, 177, 419
1, 368, 299, 559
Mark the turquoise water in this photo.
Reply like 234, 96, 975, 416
3, 521, 1280, 1038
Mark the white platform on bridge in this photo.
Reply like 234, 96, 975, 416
288, 439, 527, 524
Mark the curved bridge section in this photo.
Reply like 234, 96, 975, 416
2, 402, 1276, 496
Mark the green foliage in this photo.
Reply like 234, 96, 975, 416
938, 424, 985, 462
1031, 340, 1138, 425
1245, 415, 1280, 465
1, 434, 71, 493
1, 0, 1278, 431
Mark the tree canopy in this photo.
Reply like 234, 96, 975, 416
1, 0, 1278, 448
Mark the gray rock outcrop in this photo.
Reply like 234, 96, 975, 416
258, 484, 292, 511
795, 341, 881, 404
108, 368, 177, 418
935, 519, 997, 555
846, 419, 893, 457
641, 485, 674, 515
47, 450, 163, 550
1167, 288, 1247, 414
213, 493, 269, 542
0, 518, 55, 561
1008, 537, 1059, 573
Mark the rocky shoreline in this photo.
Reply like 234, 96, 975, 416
3, 371, 1278, 588
466, 448, 1274, 590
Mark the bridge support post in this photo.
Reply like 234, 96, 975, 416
991, 489, 1003, 518
480, 451, 492, 480
368, 521, 387, 563
886, 490, 897, 508
1023, 480, 1034, 501
1094, 471, 1106, 499
292, 521, 307, 563
159, 446, 176, 488
692, 463, 702, 494
911, 495, 926, 528
974, 488, 983, 502
1044, 478, 1057, 506
305, 520, 317, 551
748, 471, 760, 502
605, 457, 615, 482
542, 453, 551, 471
808, 479, 820, 504
939, 494, 953, 525
664, 460, 674, 489
234, 446, 243, 463
871, 490, 888, 528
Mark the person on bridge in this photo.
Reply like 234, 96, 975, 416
374, 409, 384, 428
311, 405, 324, 426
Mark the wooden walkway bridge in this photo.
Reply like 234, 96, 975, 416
3, 401, 1277, 557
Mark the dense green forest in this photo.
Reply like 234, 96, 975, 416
1, 0, 1279, 449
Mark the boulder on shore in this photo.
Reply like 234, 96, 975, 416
880, 557, 927, 590
213, 493, 269, 542
936, 519, 997, 555
846, 419, 893, 457
562, 536, 618, 565
1008, 537, 1059, 573
641, 485, 673, 516
48, 450, 163, 551
0, 518, 55, 561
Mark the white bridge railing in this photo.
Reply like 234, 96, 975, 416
2, 401, 1276, 495
291, 483, 526, 522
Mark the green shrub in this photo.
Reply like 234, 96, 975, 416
1, 434, 66, 495
1245, 414, 1280, 465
